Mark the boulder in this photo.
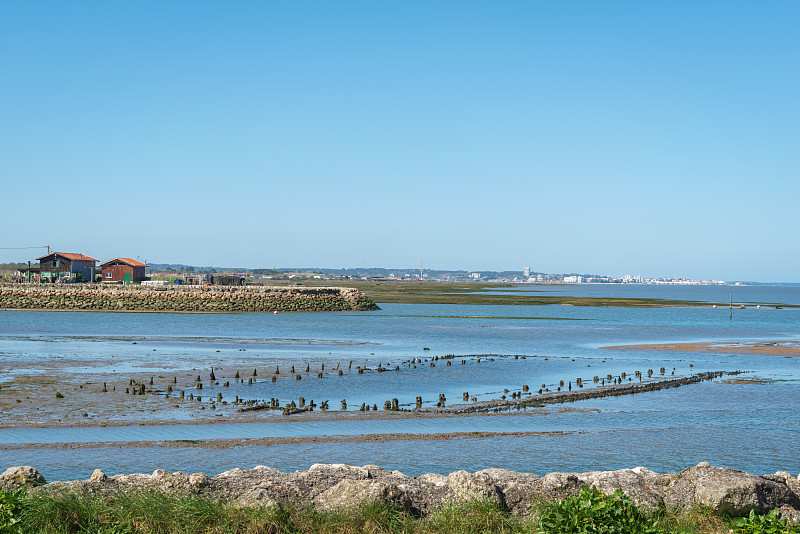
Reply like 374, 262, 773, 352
410, 473, 450, 515
766, 472, 800, 497
211, 465, 304, 506
446, 470, 503, 505
0, 466, 46, 488
314, 479, 412, 511
576, 467, 669, 510
188, 472, 211, 489
475, 468, 542, 514
89, 469, 108, 483
664, 463, 800, 516
6, 462, 800, 519
541, 472, 585, 498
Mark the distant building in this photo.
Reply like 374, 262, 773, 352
37, 252, 98, 282
100, 258, 148, 283
212, 274, 245, 286
14, 265, 40, 283
523, 266, 530, 277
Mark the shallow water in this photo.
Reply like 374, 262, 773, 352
487, 283, 800, 306
5, 382, 799, 481
1, 285, 798, 480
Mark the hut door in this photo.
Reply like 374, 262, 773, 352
124, 273, 131, 283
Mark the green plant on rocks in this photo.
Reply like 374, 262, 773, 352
730, 509, 800, 534
535, 486, 662, 534
0, 488, 25, 534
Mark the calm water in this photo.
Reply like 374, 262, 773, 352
1, 285, 798, 480
488, 283, 800, 306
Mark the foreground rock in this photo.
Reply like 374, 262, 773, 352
2, 463, 798, 519
664, 462, 800, 516
0, 466, 46, 487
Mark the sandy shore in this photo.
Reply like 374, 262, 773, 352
603, 340, 800, 357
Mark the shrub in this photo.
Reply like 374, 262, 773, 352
535, 485, 662, 534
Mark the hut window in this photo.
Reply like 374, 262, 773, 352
52, 259, 59, 268
105, 272, 112, 278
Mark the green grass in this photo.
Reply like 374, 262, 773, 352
3, 486, 798, 534
268, 280, 720, 308
344, 314, 586, 320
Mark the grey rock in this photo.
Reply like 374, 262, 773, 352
778, 504, 800, 524
446, 470, 503, 505
476, 468, 542, 514
188, 472, 211, 489
4, 462, 799, 519
314, 479, 412, 511
663, 464, 800, 516
211, 466, 304, 506
577, 467, 668, 510
768, 472, 800, 497
0, 466, 46, 488
541, 472, 585, 498
416, 473, 447, 488
89, 469, 108, 483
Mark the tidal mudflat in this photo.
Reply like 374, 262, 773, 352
604, 340, 800, 357
1, 285, 799, 480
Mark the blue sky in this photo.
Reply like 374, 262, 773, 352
1, 2, 798, 281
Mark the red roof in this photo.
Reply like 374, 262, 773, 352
100, 257, 148, 267
36, 252, 98, 262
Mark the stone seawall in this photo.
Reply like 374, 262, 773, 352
0, 284, 378, 313
2, 463, 799, 519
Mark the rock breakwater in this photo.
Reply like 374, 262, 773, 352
0, 284, 378, 313
2, 463, 799, 520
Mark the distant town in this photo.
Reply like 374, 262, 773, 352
0, 250, 744, 286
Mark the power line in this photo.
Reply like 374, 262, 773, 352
0, 246, 49, 250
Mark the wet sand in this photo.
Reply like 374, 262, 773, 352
0, 429, 586, 451
0, 354, 600, 429
603, 340, 800, 357
0, 355, 427, 428
2, 344, 700, 429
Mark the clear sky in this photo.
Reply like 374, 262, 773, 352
1, 2, 797, 281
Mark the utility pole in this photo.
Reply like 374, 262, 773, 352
729, 293, 733, 320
